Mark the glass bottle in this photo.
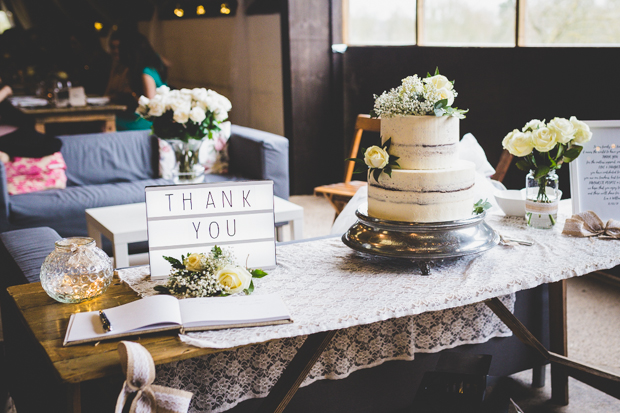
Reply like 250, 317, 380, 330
525, 170, 560, 229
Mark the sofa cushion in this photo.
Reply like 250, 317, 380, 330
0, 227, 60, 286
8, 178, 171, 237
59, 130, 159, 186
5, 152, 67, 195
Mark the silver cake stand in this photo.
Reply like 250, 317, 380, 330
342, 204, 499, 275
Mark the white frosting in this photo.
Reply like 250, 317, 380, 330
381, 115, 459, 170
368, 160, 476, 222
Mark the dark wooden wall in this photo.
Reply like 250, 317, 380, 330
341, 46, 620, 196
280, 0, 343, 195
280, 2, 619, 196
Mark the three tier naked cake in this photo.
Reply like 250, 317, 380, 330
343, 71, 498, 270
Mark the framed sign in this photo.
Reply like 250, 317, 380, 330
569, 120, 620, 222
145, 181, 276, 279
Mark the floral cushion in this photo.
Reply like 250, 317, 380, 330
4, 152, 67, 195
158, 121, 232, 179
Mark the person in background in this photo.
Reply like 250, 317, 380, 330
105, 30, 167, 130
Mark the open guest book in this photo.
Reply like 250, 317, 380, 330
63, 293, 292, 346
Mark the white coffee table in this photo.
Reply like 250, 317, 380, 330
85, 196, 304, 268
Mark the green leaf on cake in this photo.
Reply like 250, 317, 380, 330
473, 199, 492, 215
163, 255, 185, 270
251, 269, 268, 278
372, 168, 382, 182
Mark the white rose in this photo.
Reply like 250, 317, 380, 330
548, 117, 575, 144
436, 87, 455, 106
189, 107, 206, 124
138, 95, 150, 107
173, 108, 190, 124
215, 264, 252, 294
184, 253, 205, 272
364, 145, 389, 169
148, 96, 165, 117
423, 74, 453, 91
531, 127, 558, 153
156, 85, 170, 95
522, 119, 545, 132
191, 88, 207, 101
569, 116, 592, 145
502, 129, 534, 157
213, 109, 228, 122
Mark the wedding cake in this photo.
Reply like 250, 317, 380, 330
365, 72, 475, 223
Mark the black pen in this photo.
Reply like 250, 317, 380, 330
99, 310, 112, 332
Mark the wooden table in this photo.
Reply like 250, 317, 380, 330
4, 277, 619, 412
17, 104, 127, 134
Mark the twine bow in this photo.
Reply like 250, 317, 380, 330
562, 211, 620, 239
115, 341, 192, 413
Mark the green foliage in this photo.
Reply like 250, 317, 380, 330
244, 280, 255, 295
211, 245, 223, 259
473, 199, 492, 215
163, 255, 185, 270
251, 269, 268, 278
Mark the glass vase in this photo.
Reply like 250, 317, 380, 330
40, 237, 113, 303
525, 170, 560, 229
166, 138, 205, 184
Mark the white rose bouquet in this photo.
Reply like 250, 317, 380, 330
371, 68, 468, 119
154, 246, 267, 298
136, 86, 232, 142
502, 116, 592, 180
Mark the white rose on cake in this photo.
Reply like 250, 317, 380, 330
531, 127, 558, 153
424, 74, 453, 91
548, 117, 575, 144
215, 265, 252, 294
569, 116, 592, 145
502, 129, 534, 157
364, 146, 390, 169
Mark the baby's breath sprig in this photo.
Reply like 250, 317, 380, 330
154, 245, 267, 298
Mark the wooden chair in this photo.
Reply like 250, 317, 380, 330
314, 114, 381, 216
490, 149, 513, 183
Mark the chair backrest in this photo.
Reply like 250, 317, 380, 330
490, 149, 513, 183
344, 114, 381, 183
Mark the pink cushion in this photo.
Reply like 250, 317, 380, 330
5, 152, 67, 195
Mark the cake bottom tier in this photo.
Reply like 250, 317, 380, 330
367, 160, 475, 223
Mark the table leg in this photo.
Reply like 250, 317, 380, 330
276, 226, 285, 242
104, 116, 116, 132
113, 241, 130, 268
67, 383, 81, 413
258, 330, 336, 413
86, 221, 103, 249
290, 217, 303, 241
549, 279, 569, 405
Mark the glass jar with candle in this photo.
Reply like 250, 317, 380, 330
40, 237, 113, 303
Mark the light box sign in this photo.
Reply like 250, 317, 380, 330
569, 120, 620, 222
145, 181, 276, 280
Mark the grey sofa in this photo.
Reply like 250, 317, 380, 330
0, 125, 289, 238
0, 226, 549, 413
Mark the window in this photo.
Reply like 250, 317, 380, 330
421, 0, 515, 46
346, 0, 620, 46
524, 0, 620, 46
346, 0, 416, 45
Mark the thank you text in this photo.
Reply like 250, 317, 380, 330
145, 181, 276, 279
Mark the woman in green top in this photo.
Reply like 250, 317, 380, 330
107, 30, 168, 130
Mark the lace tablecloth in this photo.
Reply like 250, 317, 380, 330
119, 203, 620, 412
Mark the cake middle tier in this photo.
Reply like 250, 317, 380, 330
367, 160, 476, 223
381, 115, 459, 170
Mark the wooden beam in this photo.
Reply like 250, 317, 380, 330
549, 280, 569, 405
258, 330, 337, 413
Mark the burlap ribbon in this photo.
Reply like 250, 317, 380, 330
562, 211, 620, 239
115, 341, 193, 413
